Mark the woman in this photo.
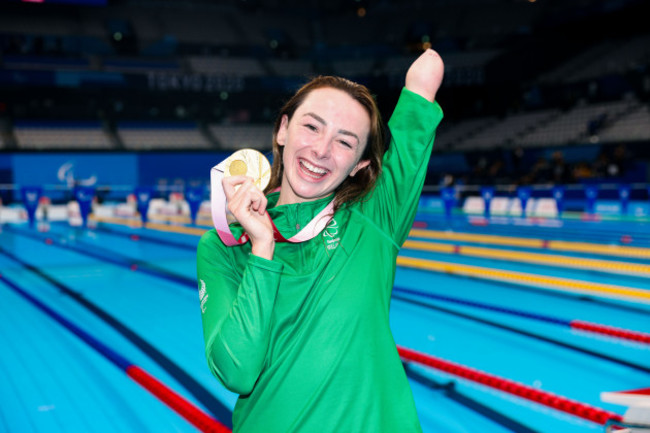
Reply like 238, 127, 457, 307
197, 49, 444, 432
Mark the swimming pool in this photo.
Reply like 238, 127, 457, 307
0, 213, 648, 432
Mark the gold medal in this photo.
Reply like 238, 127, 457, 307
228, 159, 248, 176
222, 148, 272, 190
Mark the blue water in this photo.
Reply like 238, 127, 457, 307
0, 215, 648, 433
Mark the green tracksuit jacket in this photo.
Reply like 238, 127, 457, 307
197, 88, 443, 432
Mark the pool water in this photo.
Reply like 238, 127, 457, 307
0, 214, 648, 433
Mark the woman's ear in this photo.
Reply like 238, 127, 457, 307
350, 159, 371, 177
276, 115, 289, 146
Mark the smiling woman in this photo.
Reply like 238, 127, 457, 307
268, 75, 384, 213
275, 86, 371, 206
197, 49, 444, 433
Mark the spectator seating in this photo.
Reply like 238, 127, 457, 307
566, 35, 650, 83
457, 109, 559, 150
1, 55, 91, 71
517, 99, 632, 146
331, 58, 377, 77
188, 56, 266, 76
243, 14, 313, 49
434, 117, 497, 151
102, 58, 181, 73
209, 124, 273, 150
117, 122, 211, 150
541, 35, 650, 84
598, 104, 650, 142
267, 58, 314, 77
153, 8, 239, 46
383, 55, 418, 77
13, 121, 114, 150
320, 15, 383, 47
539, 41, 616, 84
435, 98, 642, 152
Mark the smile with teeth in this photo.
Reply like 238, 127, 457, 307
299, 159, 330, 179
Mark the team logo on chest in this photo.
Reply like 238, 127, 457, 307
323, 218, 340, 251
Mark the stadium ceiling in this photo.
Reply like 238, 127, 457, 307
108, 0, 644, 23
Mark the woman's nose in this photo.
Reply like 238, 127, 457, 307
311, 136, 332, 159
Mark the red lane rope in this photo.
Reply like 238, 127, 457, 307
0, 273, 231, 432
570, 320, 650, 344
618, 387, 650, 395
127, 366, 231, 433
394, 286, 650, 346
397, 346, 623, 426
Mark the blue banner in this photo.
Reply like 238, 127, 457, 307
74, 186, 95, 228
441, 187, 455, 220
21, 186, 43, 228
138, 152, 228, 190
134, 187, 153, 224
12, 153, 138, 201
185, 186, 205, 225
552, 186, 565, 216
517, 187, 532, 217
618, 184, 630, 215
480, 187, 495, 218
584, 185, 599, 214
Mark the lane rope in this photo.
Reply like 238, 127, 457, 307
0, 274, 230, 433
403, 239, 650, 277
9, 220, 641, 430
396, 255, 650, 304
0, 246, 233, 426
403, 363, 539, 433
409, 229, 650, 259
397, 346, 623, 426
392, 293, 650, 374
394, 286, 650, 345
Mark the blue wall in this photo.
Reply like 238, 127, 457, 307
5, 151, 231, 202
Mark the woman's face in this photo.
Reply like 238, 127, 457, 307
276, 87, 371, 206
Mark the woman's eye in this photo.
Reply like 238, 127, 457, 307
339, 140, 352, 149
304, 124, 318, 132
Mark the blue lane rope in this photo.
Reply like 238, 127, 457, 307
5, 226, 196, 289
0, 273, 132, 370
395, 286, 570, 326
0, 246, 233, 427
391, 292, 650, 374
0, 273, 230, 432
10, 224, 648, 371
402, 362, 538, 433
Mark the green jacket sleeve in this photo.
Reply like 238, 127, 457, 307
367, 88, 443, 246
197, 230, 284, 395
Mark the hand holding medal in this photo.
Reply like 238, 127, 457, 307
211, 148, 334, 256
222, 150, 272, 224
211, 149, 276, 258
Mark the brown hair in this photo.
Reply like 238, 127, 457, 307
264, 76, 385, 211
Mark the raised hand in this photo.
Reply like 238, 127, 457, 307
223, 175, 275, 260
405, 48, 444, 103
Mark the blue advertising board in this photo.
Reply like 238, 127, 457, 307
138, 151, 231, 189
12, 153, 138, 201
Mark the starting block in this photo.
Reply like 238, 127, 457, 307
602, 388, 650, 432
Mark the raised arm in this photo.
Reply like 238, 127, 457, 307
362, 49, 444, 246
197, 230, 283, 395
